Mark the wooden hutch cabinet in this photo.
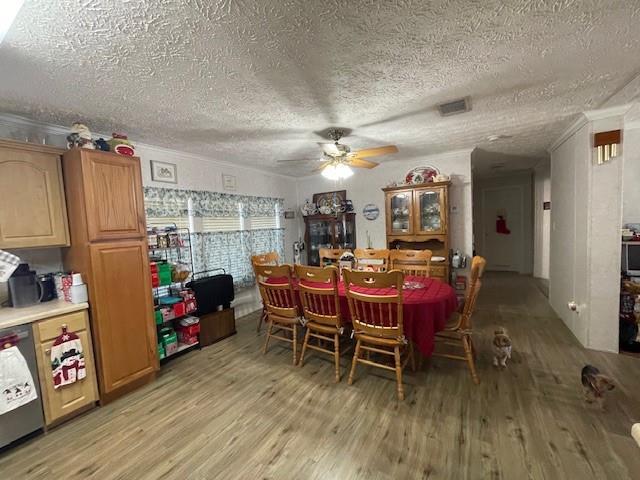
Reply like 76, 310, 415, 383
304, 213, 356, 266
383, 181, 451, 282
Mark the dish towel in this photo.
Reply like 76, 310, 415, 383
0, 346, 38, 415
51, 327, 86, 389
0, 250, 20, 282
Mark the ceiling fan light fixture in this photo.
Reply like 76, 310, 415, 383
321, 162, 353, 181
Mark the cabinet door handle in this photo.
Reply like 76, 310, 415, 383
45, 348, 51, 354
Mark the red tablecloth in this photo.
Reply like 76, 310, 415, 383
265, 276, 458, 356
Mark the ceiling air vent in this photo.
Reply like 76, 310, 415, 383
437, 97, 471, 117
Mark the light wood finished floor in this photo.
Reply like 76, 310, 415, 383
2, 273, 640, 479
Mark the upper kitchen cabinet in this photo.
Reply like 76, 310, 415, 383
64, 149, 146, 242
0, 140, 70, 249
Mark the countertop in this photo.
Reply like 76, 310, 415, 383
0, 300, 89, 331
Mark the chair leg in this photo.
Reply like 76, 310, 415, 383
299, 328, 311, 367
333, 333, 340, 383
409, 342, 416, 373
257, 308, 266, 333
348, 339, 361, 385
263, 321, 273, 355
394, 346, 405, 401
292, 324, 298, 365
463, 336, 480, 385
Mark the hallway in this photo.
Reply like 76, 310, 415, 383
1, 274, 639, 479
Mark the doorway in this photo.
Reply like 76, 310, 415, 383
481, 186, 523, 271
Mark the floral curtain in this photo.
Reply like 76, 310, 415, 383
144, 187, 285, 288
144, 187, 283, 218
190, 229, 284, 288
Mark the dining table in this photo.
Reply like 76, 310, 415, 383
266, 274, 458, 356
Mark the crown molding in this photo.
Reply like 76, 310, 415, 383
548, 114, 589, 153
0, 113, 298, 181
583, 103, 633, 121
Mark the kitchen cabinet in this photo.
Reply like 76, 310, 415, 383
383, 181, 451, 282
33, 309, 99, 427
89, 241, 157, 394
304, 213, 356, 266
76, 150, 146, 241
62, 149, 158, 404
0, 139, 69, 249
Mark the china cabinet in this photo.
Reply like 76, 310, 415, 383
383, 181, 450, 282
304, 213, 356, 266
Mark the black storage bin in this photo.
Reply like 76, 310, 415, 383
187, 269, 234, 315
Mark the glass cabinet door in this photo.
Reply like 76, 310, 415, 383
307, 218, 333, 266
386, 191, 413, 234
414, 187, 446, 234
335, 215, 356, 250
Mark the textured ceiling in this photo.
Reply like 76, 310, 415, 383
1, 0, 639, 176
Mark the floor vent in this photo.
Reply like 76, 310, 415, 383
437, 97, 471, 117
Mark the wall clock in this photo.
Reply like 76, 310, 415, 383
362, 204, 379, 220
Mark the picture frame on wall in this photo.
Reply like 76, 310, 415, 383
222, 174, 237, 191
150, 160, 178, 184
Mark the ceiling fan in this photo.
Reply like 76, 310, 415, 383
276, 128, 398, 179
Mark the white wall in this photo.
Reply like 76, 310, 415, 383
295, 149, 474, 272
549, 108, 626, 353
0, 114, 300, 316
623, 103, 640, 225
472, 171, 533, 275
533, 160, 551, 279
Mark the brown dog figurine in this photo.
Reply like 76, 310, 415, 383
492, 328, 512, 368
581, 365, 615, 409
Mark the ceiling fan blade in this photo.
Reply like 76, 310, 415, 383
319, 143, 341, 156
313, 161, 332, 173
276, 158, 322, 164
351, 145, 398, 158
348, 158, 379, 169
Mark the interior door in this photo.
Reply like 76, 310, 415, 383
82, 152, 146, 241
89, 241, 158, 394
482, 186, 523, 271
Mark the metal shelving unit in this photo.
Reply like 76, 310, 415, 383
147, 225, 200, 362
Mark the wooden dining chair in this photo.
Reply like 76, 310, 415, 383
343, 269, 411, 400
252, 252, 280, 332
255, 264, 301, 365
432, 256, 486, 384
319, 248, 350, 267
295, 265, 348, 382
389, 249, 433, 277
354, 248, 390, 272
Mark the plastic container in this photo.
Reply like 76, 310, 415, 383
159, 327, 178, 356
158, 263, 172, 286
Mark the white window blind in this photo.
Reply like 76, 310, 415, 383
147, 216, 190, 229
249, 216, 278, 230
201, 217, 242, 232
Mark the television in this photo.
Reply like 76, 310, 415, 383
622, 242, 640, 276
